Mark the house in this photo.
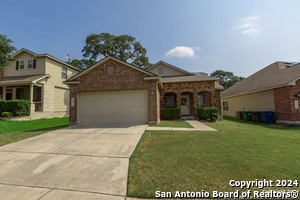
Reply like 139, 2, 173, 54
222, 61, 300, 124
64, 56, 223, 125
0, 48, 81, 119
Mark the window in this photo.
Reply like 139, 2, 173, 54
28, 60, 33, 69
19, 60, 25, 70
165, 93, 176, 108
223, 101, 229, 111
62, 66, 67, 79
198, 95, 204, 108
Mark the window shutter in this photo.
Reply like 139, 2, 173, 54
33, 59, 36, 69
16, 61, 19, 70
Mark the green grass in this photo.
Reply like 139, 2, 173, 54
128, 118, 300, 198
0, 118, 69, 146
149, 120, 193, 128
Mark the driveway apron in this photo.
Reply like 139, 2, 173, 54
0, 124, 147, 200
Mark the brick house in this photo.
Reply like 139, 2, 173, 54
222, 61, 300, 124
65, 57, 223, 125
0, 48, 81, 119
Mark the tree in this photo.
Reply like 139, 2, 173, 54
0, 34, 17, 71
68, 59, 97, 70
210, 70, 245, 89
82, 33, 151, 69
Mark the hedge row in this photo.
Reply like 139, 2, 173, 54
161, 108, 181, 120
197, 107, 218, 121
0, 100, 30, 117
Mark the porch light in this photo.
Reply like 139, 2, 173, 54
150, 90, 154, 95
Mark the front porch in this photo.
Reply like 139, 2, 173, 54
160, 81, 222, 118
0, 85, 43, 114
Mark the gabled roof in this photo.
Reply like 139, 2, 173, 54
222, 61, 300, 98
0, 74, 50, 86
9, 48, 81, 72
147, 61, 194, 76
65, 56, 158, 84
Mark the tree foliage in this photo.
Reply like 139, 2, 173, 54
210, 70, 245, 89
82, 33, 151, 69
0, 34, 17, 71
68, 59, 97, 70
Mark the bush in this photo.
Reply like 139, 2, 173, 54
0, 100, 30, 117
1, 112, 14, 117
162, 108, 181, 120
197, 107, 218, 121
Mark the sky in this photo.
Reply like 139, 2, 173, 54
1, 0, 300, 77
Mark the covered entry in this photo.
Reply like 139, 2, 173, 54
78, 90, 148, 125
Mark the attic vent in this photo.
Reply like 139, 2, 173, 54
158, 67, 163, 75
284, 62, 299, 68
107, 66, 114, 75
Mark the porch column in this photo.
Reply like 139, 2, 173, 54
12, 88, 17, 100
2, 86, 6, 100
29, 84, 35, 113
176, 92, 181, 108
193, 93, 198, 116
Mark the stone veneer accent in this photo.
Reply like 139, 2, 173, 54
161, 81, 222, 117
68, 59, 159, 124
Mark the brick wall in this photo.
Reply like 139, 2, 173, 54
68, 59, 159, 124
274, 79, 300, 122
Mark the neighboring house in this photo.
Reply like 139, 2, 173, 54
64, 56, 223, 125
222, 61, 300, 124
0, 48, 81, 119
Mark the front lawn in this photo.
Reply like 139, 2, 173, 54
128, 118, 300, 198
0, 117, 69, 146
149, 120, 193, 128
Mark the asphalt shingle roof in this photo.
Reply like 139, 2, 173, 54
222, 62, 300, 97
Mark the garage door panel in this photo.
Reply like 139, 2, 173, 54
78, 90, 148, 125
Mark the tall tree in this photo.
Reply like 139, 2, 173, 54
0, 34, 17, 71
82, 33, 151, 69
210, 70, 245, 89
67, 58, 97, 70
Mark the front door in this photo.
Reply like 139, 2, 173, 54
181, 95, 190, 115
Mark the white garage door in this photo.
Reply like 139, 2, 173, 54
78, 90, 148, 125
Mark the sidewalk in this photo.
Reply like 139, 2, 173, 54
146, 120, 217, 131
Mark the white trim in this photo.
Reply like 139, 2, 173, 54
19, 60, 25, 70
32, 75, 51, 83
27, 59, 33, 69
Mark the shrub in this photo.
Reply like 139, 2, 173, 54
197, 107, 218, 121
162, 108, 181, 120
0, 100, 30, 117
1, 112, 14, 117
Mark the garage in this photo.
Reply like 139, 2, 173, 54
78, 90, 148, 125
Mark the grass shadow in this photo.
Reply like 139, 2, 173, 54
223, 116, 300, 131
24, 125, 68, 132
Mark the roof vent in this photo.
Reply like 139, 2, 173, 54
284, 62, 299, 68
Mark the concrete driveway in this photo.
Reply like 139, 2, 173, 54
0, 124, 147, 200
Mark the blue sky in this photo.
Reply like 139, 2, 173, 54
1, 0, 300, 77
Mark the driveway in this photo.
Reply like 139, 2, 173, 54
0, 124, 147, 200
